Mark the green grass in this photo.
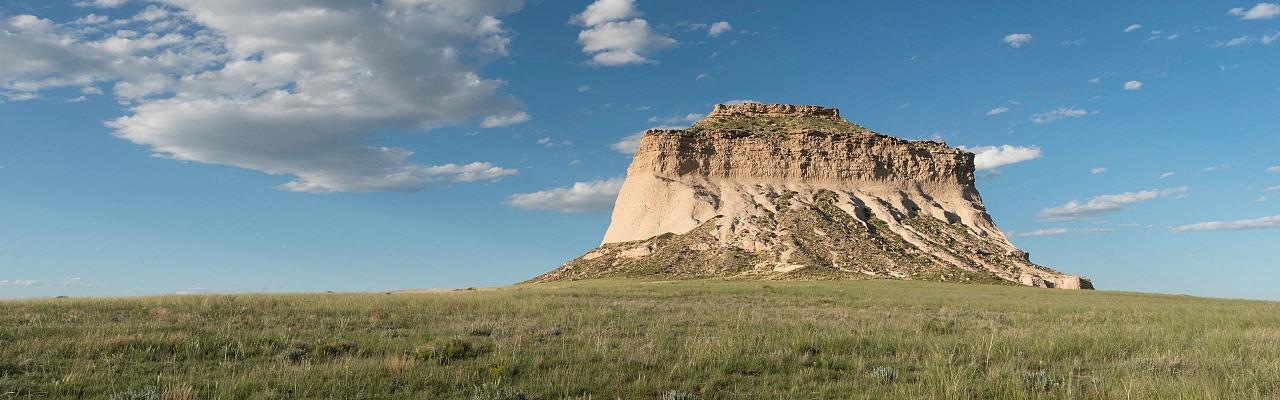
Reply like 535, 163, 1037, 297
2, 279, 1278, 399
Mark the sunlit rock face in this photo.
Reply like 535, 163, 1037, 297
534, 104, 1092, 290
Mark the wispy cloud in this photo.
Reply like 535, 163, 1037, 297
1030, 107, 1096, 124
506, 177, 624, 213
1039, 187, 1188, 220
1173, 215, 1280, 232
1158, 171, 1177, 179
0, 279, 41, 286
1003, 33, 1033, 48
986, 106, 1009, 116
1013, 227, 1113, 237
1123, 80, 1143, 91
1124, 24, 1143, 33
1267, 166, 1280, 173
1091, 167, 1108, 174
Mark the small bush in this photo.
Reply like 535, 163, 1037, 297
471, 381, 526, 400
870, 366, 897, 384
314, 341, 358, 359
1021, 371, 1058, 392
921, 318, 959, 335
109, 386, 161, 400
419, 338, 486, 365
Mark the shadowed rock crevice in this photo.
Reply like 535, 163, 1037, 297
533, 103, 1092, 289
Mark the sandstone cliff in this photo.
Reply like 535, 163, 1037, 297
534, 104, 1092, 289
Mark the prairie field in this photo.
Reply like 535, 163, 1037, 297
1, 279, 1278, 399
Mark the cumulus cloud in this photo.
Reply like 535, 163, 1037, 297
1030, 107, 1095, 124
611, 131, 645, 154
1123, 80, 1143, 90
1039, 187, 1187, 220
573, 0, 675, 66
960, 145, 1041, 171
1173, 215, 1280, 232
506, 177, 624, 213
986, 106, 1009, 116
1, 1, 527, 193
1267, 166, 1280, 173
708, 21, 732, 37
1124, 24, 1143, 33
1003, 33, 1033, 48
1228, 3, 1280, 20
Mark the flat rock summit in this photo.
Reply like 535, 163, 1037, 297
535, 103, 1092, 289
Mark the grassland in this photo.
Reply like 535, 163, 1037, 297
2, 279, 1278, 399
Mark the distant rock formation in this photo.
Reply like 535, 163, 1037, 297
533, 103, 1092, 289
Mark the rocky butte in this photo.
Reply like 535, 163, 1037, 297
534, 103, 1093, 289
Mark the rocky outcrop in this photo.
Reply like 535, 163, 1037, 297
533, 104, 1092, 289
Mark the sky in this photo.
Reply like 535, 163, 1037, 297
1, 0, 1277, 300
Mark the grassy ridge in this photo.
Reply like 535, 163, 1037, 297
2, 279, 1278, 399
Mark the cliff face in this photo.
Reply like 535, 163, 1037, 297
534, 104, 1092, 289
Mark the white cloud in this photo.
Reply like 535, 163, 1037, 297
571, 0, 638, 26
0, 279, 41, 286
1013, 227, 1112, 237
1228, 3, 1280, 20
1157, 171, 1176, 179
961, 145, 1041, 171
1124, 24, 1143, 33
1173, 215, 1280, 232
574, 0, 675, 66
62, 277, 93, 287
1030, 107, 1095, 124
1217, 35, 1255, 47
1088, 77, 1101, 84
1013, 228, 1070, 237
577, 85, 592, 93
1091, 167, 1108, 174
1267, 166, 1280, 173
1263, 31, 1280, 44
611, 131, 645, 154
1039, 187, 1188, 220
1203, 164, 1230, 172
507, 177, 624, 213
648, 113, 703, 124
481, 112, 531, 128
696, 73, 710, 80
1003, 33, 1033, 48
986, 106, 1009, 116
1123, 80, 1143, 90
76, 0, 128, 8
2, 1, 527, 193
1264, 185, 1280, 192
708, 21, 732, 37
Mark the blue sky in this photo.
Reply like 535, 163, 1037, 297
1, 0, 1277, 299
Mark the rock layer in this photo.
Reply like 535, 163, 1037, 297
534, 104, 1091, 289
